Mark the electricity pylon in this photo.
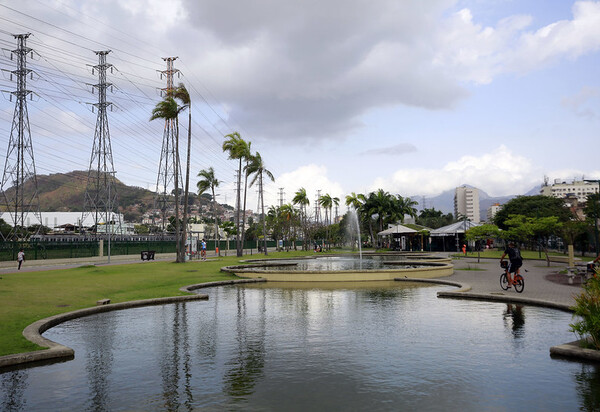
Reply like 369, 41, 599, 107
82, 50, 120, 237
153, 57, 182, 233
0, 33, 42, 240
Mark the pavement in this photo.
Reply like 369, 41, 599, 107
438, 255, 586, 310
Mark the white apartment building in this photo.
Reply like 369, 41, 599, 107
487, 203, 502, 222
454, 186, 480, 223
540, 179, 599, 203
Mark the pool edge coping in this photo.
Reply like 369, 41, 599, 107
0, 278, 266, 369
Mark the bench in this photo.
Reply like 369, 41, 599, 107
96, 299, 111, 306
141, 251, 155, 261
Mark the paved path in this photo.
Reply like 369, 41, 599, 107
0, 252, 587, 310
437, 255, 586, 310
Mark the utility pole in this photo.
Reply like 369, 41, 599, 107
0, 33, 42, 240
278, 187, 285, 207
82, 50, 120, 240
154, 57, 181, 234
315, 190, 321, 225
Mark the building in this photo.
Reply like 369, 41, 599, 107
487, 203, 502, 222
540, 178, 599, 203
0, 211, 133, 234
454, 186, 480, 223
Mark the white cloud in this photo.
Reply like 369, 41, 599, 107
263, 164, 345, 209
434, 1, 600, 84
371, 146, 539, 197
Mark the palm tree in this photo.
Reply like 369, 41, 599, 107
172, 83, 191, 262
150, 97, 184, 262
319, 194, 333, 249
222, 132, 251, 257
293, 188, 310, 250
245, 152, 275, 255
197, 167, 220, 255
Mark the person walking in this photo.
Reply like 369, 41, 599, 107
17, 248, 25, 270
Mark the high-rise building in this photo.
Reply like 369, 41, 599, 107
454, 186, 480, 223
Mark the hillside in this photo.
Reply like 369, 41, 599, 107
1, 171, 158, 220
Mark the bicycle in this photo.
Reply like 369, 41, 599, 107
500, 261, 524, 293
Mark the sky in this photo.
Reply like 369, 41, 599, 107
0, 0, 599, 214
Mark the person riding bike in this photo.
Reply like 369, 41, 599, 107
500, 242, 523, 288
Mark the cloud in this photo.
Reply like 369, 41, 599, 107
263, 164, 345, 209
371, 146, 540, 197
360, 143, 418, 156
561, 86, 600, 118
434, 1, 600, 83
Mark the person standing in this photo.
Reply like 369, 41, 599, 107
500, 242, 523, 287
17, 248, 25, 270
201, 239, 207, 261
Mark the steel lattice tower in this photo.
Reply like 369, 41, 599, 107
0, 33, 42, 239
154, 57, 181, 231
82, 50, 119, 237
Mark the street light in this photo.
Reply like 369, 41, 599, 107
584, 179, 600, 255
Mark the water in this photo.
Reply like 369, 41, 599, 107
266, 255, 427, 271
1, 283, 598, 411
348, 208, 362, 265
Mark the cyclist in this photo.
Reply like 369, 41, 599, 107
500, 241, 523, 288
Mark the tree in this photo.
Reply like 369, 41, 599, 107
465, 224, 500, 262
319, 194, 333, 249
222, 132, 251, 257
197, 167, 220, 255
494, 195, 573, 229
502, 214, 563, 266
150, 96, 184, 262
246, 152, 275, 255
220, 220, 237, 255
417, 208, 455, 229
172, 83, 192, 263
293, 187, 310, 250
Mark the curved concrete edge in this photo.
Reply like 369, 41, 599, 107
550, 340, 600, 362
394, 277, 472, 293
437, 290, 573, 312
179, 278, 267, 293
0, 294, 209, 369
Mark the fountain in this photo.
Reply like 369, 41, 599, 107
221, 252, 453, 281
347, 207, 363, 266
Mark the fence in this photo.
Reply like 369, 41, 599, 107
0, 238, 306, 262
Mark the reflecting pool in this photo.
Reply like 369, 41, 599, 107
256, 255, 432, 271
1, 282, 599, 411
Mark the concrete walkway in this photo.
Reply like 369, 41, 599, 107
437, 255, 584, 310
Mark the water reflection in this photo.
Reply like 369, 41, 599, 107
83, 311, 116, 411
0, 369, 27, 411
224, 288, 266, 400
0, 284, 596, 411
503, 304, 526, 339
575, 364, 600, 411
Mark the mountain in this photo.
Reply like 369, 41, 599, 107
1, 171, 159, 221
412, 184, 541, 219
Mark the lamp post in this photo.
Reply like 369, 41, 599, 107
584, 179, 600, 255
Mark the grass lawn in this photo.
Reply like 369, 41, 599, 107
0, 250, 317, 357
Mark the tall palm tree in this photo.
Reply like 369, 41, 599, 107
150, 97, 184, 262
319, 193, 333, 249
197, 167, 220, 255
240, 141, 252, 257
245, 152, 274, 255
172, 83, 191, 262
293, 188, 310, 250
222, 132, 251, 257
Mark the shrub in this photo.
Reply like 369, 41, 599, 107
570, 276, 600, 350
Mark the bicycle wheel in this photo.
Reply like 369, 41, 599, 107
500, 272, 509, 290
514, 275, 524, 293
